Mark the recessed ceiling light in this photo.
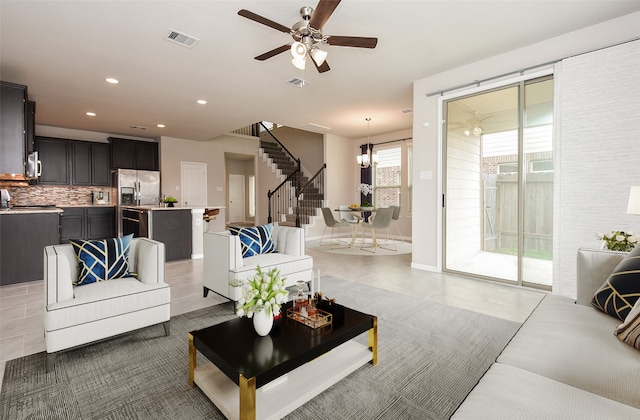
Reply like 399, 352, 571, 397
106, 78, 119, 84
157, 124, 165, 128
197, 99, 207, 105
86, 112, 96, 117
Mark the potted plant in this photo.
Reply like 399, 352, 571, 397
596, 230, 638, 252
236, 266, 288, 336
163, 196, 178, 207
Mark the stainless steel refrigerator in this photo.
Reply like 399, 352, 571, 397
113, 169, 161, 236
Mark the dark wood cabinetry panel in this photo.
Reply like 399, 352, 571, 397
110, 137, 137, 169
60, 206, 115, 243
37, 137, 110, 186
87, 207, 115, 239
59, 207, 85, 242
152, 210, 192, 261
91, 143, 111, 186
37, 137, 71, 185
109, 137, 159, 171
0, 213, 60, 285
135, 141, 159, 171
72, 141, 92, 185
0, 81, 27, 175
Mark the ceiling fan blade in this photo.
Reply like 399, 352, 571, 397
311, 56, 331, 73
326, 35, 378, 48
309, 0, 341, 30
255, 44, 290, 61
238, 9, 291, 33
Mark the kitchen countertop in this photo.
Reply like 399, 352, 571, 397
0, 207, 63, 214
122, 205, 218, 211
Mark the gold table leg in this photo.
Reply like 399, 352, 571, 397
368, 316, 378, 366
239, 374, 257, 420
188, 333, 196, 387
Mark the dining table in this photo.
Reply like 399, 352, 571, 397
334, 207, 377, 247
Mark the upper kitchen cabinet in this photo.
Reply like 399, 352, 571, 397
110, 137, 159, 171
37, 137, 110, 186
71, 141, 110, 186
37, 137, 70, 185
0, 81, 28, 175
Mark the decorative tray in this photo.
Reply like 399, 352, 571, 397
286, 307, 333, 329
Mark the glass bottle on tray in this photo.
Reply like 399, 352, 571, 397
294, 280, 307, 314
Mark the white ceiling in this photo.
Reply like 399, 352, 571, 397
1, 1, 639, 141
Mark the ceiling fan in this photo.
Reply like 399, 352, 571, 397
238, 0, 378, 73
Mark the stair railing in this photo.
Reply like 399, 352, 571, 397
268, 159, 302, 225
295, 164, 326, 227
259, 121, 298, 164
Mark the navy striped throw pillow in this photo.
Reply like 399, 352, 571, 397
229, 224, 276, 258
70, 234, 133, 286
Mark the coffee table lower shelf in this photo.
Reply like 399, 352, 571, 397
194, 340, 372, 420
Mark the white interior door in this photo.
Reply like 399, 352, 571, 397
228, 174, 245, 223
181, 162, 207, 207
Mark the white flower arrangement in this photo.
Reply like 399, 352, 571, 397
595, 230, 638, 252
236, 266, 288, 318
357, 183, 373, 196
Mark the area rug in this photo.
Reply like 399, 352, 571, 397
307, 239, 412, 256
0, 276, 521, 420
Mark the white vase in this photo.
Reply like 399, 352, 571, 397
253, 309, 273, 336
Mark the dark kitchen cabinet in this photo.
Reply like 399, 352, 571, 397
37, 137, 71, 185
72, 141, 92, 185
110, 137, 159, 171
152, 209, 191, 261
91, 143, 111, 186
0, 212, 60, 285
37, 137, 110, 186
0, 81, 28, 175
60, 206, 115, 243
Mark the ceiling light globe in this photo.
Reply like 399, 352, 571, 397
310, 48, 328, 65
292, 57, 306, 70
291, 42, 307, 59
472, 126, 482, 136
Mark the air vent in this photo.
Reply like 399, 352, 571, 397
287, 77, 309, 88
400, 108, 413, 114
166, 28, 200, 48
304, 122, 331, 131
130, 125, 147, 131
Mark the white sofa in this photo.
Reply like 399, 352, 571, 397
203, 224, 313, 301
452, 248, 640, 419
44, 237, 170, 372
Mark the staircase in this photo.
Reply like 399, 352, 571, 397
259, 139, 324, 227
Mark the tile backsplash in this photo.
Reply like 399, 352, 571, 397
6, 185, 115, 206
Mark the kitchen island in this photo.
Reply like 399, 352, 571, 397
121, 206, 222, 262
0, 207, 62, 285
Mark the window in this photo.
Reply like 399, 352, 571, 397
373, 147, 401, 208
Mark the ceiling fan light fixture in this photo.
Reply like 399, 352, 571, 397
291, 41, 307, 59
310, 47, 327, 65
292, 56, 306, 70
472, 126, 483, 136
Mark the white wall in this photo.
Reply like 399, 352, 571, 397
412, 11, 640, 281
554, 40, 640, 297
160, 134, 258, 209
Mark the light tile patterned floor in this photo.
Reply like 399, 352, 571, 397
0, 243, 545, 389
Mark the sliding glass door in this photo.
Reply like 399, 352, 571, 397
443, 77, 553, 288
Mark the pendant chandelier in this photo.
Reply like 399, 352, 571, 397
357, 117, 379, 168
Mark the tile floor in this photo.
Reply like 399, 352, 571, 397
0, 243, 546, 390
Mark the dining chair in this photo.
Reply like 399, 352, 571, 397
339, 204, 361, 236
360, 207, 397, 252
320, 207, 351, 247
388, 205, 403, 243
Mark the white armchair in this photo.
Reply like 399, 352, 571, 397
44, 237, 170, 372
203, 224, 313, 301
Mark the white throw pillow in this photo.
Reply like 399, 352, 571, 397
614, 298, 640, 350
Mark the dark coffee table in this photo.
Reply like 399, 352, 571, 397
188, 301, 377, 419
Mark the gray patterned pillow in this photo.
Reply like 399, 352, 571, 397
615, 299, 640, 350
591, 245, 640, 320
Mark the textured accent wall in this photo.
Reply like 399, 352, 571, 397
554, 40, 640, 298
6, 185, 114, 206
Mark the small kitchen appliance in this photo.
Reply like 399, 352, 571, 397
1, 189, 11, 210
